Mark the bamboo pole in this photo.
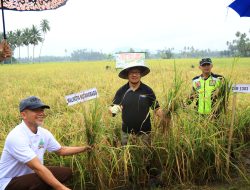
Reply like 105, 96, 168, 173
226, 92, 237, 175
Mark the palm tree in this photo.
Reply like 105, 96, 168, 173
39, 19, 50, 61
30, 25, 43, 63
14, 29, 23, 62
22, 27, 32, 62
6, 31, 16, 63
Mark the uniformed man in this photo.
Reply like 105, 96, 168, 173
188, 58, 224, 115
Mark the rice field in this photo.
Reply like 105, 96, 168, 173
0, 58, 250, 189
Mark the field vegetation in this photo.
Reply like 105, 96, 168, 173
0, 58, 249, 189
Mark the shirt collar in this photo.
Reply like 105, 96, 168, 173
126, 82, 143, 91
21, 120, 41, 137
201, 73, 213, 80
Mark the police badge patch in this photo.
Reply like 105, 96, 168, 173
209, 80, 216, 86
195, 81, 201, 89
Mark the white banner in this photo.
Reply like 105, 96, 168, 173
232, 84, 250, 93
115, 52, 145, 69
65, 88, 99, 106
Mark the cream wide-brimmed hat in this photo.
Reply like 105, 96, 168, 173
118, 63, 150, 79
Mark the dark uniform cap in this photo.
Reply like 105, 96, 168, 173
19, 96, 50, 112
199, 58, 212, 66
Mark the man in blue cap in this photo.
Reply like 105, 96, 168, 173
0, 96, 92, 190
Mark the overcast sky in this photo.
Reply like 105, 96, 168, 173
3, 0, 250, 57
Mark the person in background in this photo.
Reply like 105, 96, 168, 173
188, 58, 224, 115
109, 63, 164, 146
0, 40, 12, 62
0, 96, 92, 190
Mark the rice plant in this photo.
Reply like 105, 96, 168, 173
0, 58, 249, 189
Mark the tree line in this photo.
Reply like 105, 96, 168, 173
226, 31, 250, 57
1, 20, 250, 63
0, 19, 50, 63
155, 30, 250, 59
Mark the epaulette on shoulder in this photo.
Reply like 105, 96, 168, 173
211, 73, 224, 79
192, 75, 200, 81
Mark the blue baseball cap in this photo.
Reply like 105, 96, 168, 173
19, 96, 50, 112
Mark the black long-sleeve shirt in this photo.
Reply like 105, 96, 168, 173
113, 82, 160, 134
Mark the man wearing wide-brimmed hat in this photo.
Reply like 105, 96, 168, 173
109, 63, 163, 145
